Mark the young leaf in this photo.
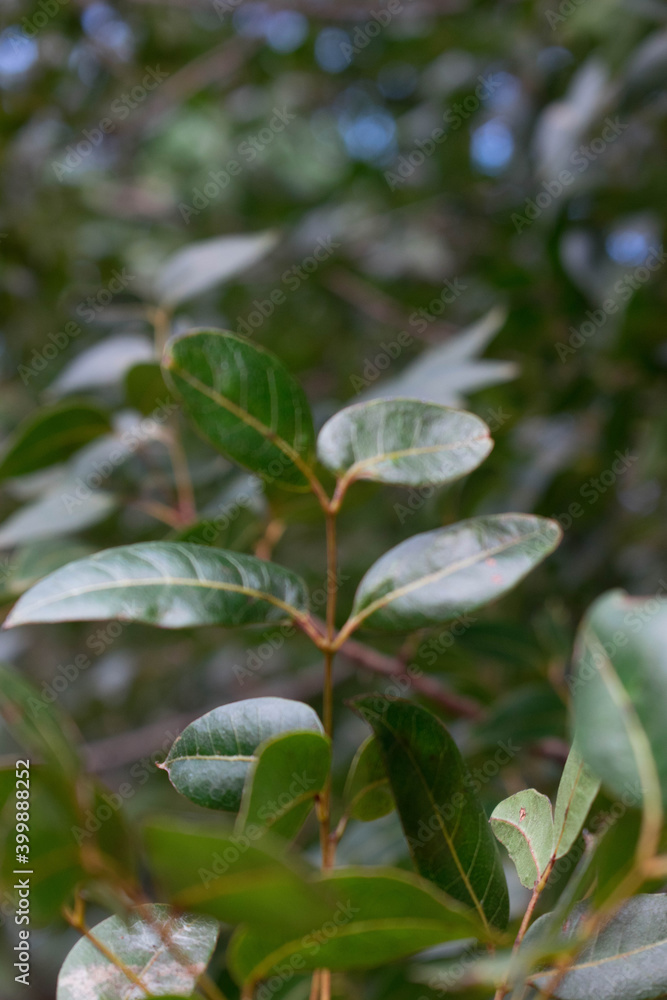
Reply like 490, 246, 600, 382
345, 514, 561, 634
228, 866, 488, 987
144, 819, 332, 931
56, 904, 219, 1000
236, 730, 330, 840
343, 736, 394, 822
352, 696, 509, 931
490, 790, 555, 889
162, 329, 315, 489
531, 895, 667, 1000
552, 741, 600, 859
0, 401, 112, 481
317, 399, 492, 492
572, 589, 667, 807
154, 231, 278, 307
4, 542, 309, 629
160, 698, 324, 811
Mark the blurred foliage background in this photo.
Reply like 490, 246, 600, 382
1, 0, 667, 995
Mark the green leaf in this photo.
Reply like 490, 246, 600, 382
346, 514, 561, 634
236, 730, 330, 839
125, 361, 174, 415
0, 539, 92, 602
56, 904, 219, 1000
343, 736, 394, 822
531, 895, 667, 1000
228, 866, 488, 986
0, 485, 117, 549
317, 399, 493, 492
553, 741, 600, 859
0, 401, 111, 481
143, 819, 332, 931
490, 790, 555, 889
160, 698, 324, 812
4, 542, 309, 629
352, 696, 509, 931
572, 589, 667, 807
163, 329, 315, 490
0, 663, 81, 776
154, 231, 278, 307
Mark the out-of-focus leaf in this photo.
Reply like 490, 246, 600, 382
56, 904, 219, 1000
236, 730, 330, 840
163, 329, 315, 490
572, 590, 667, 807
343, 736, 394, 822
0, 663, 81, 776
531, 895, 667, 1000
154, 231, 278, 307
49, 335, 154, 396
490, 789, 554, 889
0, 402, 111, 481
0, 485, 117, 549
345, 515, 561, 634
143, 819, 332, 930
317, 399, 492, 492
160, 697, 323, 812
553, 742, 600, 859
363, 307, 516, 407
5, 543, 309, 629
352, 696, 509, 931
0, 539, 92, 603
228, 867, 488, 986
124, 361, 173, 415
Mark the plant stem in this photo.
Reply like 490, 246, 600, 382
493, 858, 556, 1000
152, 305, 172, 356
167, 429, 197, 524
64, 906, 152, 996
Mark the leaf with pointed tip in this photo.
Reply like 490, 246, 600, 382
317, 399, 493, 491
572, 589, 667, 808
163, 329, 315, 489
56, 904, 219, 1000
228, 867, 488, 986
352, 696, 509, 931
491, 790, 555, 889
236, 730, 330, 840
531, 895, 667, 1000
343, 736, 394, 822
4, 542, 309, 630
144, 819, 332, 931
161, 698, 324, 812
346, 514, 561, 634
154, 231, 278, 307
553, 742, 600, 859
0, 402, 112, 481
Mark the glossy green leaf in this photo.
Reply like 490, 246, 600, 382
160, 698, 324, 812
572, 589, 667, 807
228, 866, 487, 986
163, 329, 315, 489
56, 904, 219, 1000
317, 399, 493, 490
154, 231, 278, 306
143, 819, 332, 931
4, 542, 309, 629
490, 790, 554, 889
553, 741, 600, 859
0, 663, 81, 776
236, 730, 330, 839
0, 401, 111, 481
343, 736, 394, 822
347, 514, 561, 634
531, 895, 667, 1000
352, 696, 509, 931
